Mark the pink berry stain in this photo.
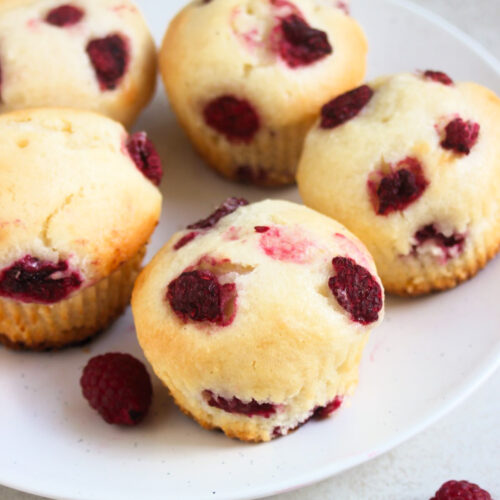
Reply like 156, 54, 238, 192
126, 132, 163, 186
368, 157, 429, 216
0, 256, 82, 304
423, 70, 453, 86
412, 224, 465, 262
45, 4, 84, 26
167, 270, 237, 326
320, 85, 373, 129
203, 390, 277, 418
440, 117, 479, 155
334, 233, 370, 269
203, 96, 260, 143
187, 197, 248, 230
173, 231, 199, 251
274, 13, 332, 68
86, 34, 128, 91
259, 226, 315, 263
329, 256, 382, 325
335, 1, 350, 14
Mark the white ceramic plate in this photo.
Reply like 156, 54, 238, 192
1, 1, 499, 499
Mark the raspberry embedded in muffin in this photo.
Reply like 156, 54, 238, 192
320, 85, 373, 129
440, 117, 480, 155
188, 197, 249, 230
45, 4, 84, 27
368, 157, 429, 216
166, 269, 237, 326
275, 14, 332, 68
203, 390, 278, 417
412, 224, 466, 261
203, 96, 260, 143
329, 257, 382, 324
86, 34, 129, 91
126, 132, 163, 185
423, 69, 454, 86
0, 255, 82, 304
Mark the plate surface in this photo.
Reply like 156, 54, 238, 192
0, 1, 499, 499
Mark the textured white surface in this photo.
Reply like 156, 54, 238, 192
1, 1, 499, 499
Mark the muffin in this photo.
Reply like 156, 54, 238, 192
132, 199, 384, 442
0, 108, 163, 349
159, 0, 367, 186
0, 0, 156, 126
297, 72, 500, 295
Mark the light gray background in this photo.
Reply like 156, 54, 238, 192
1, 1, 498, 499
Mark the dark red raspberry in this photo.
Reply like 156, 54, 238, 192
0, 256, 81, 304
313, 396, 343, 419
80, 353, 153, 426
441, 118, 480, 155
167, 270, 236, 325
370, 157, 428, 215
254, 226, 270, 233
173, 231, 199, 250
203, 96, 260, 143
423, 70, 454, 85
431, 480, 491, 500
45, 4, 84, 27
329, 256, 382, 325
187, 197, 248, 230
86, 34, 128, 91
320, 85, 373, 129
278, 14, 332, 68
203, 390, 277, 418
126, 132, 163, 186
414, 224, 465, 259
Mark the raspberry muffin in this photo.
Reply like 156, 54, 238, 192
159, 0, 367, 186
297, 72, 500, 295
132, 199, 384, 442
0, 108, 162, 349
0, 0, 156, 126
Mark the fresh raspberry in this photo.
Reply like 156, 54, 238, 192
45, 5, 84, 27
414, 224, 465, 259
173, 231, 199, 250
278, 14, 332, 68
423, 70, 454, 85
203, 96, 260, 143
320, 85, 373, 129
167, 270, 237, 325
329, 256, 382, 324
126, 132, 163, 186
80, 353, 153, 426
86, 34, 128, 91
370, 157, 429, 215
187, 197, 248, 230
441, 118, 480, 155
203, 390, 277, 418
0, 256, 81, 304
431, 480, 491, 500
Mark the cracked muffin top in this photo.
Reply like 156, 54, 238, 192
0, 108, 162, 290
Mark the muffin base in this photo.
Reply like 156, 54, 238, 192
0, 246, 146, 350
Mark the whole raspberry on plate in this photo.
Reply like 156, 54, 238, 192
80, 352, 153, 426
431, 480, 491, 500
